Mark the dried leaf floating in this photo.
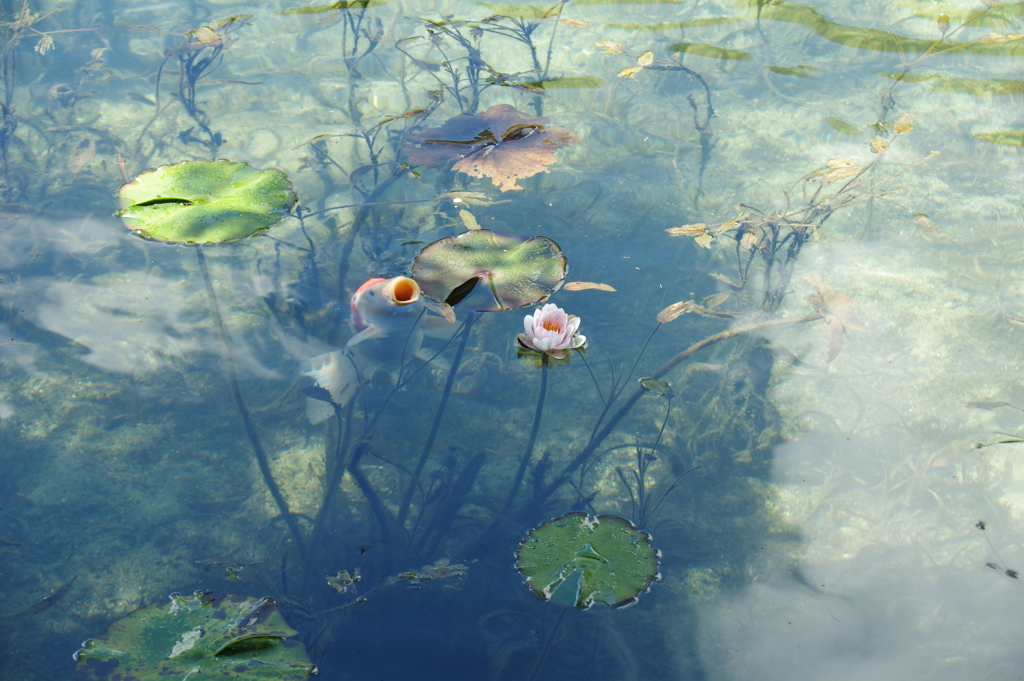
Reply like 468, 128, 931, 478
412, 229, 567, 311
563, 281, 616, 292
803, 273, 868, 362
657, 300, 695, 323
406, 104, 579, 192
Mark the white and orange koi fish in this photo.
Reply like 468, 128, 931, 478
302, 276, 454, 424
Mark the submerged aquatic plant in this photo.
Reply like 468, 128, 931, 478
406, 104, 579, 191
115, 159, 305, 555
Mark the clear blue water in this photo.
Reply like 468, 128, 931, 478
2, 0, 1024, 678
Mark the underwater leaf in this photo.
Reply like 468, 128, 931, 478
702, 291, 732, 310
914, 213, 943, 238
826, 117, 861, 135
910, 74, 1024, 96
516, 513, 660, 609
973, 130, 1024, 146
406, 104, 579, 192
758, 1, 1022, 55
870, 136, 889, 153
803, 273, 868, 362
412, 229, 567, 312
523, 76, 604, 90
439, 190, 510, 207
75, 592, 315, 680
739, 231, 758, 250
657, 300, 694, 323
278, 1, 348, 14
766, 64, 820, 79
666, 223, 707, 237
563, 281, 616, 291
820, 164, 860, 185
639, 377, 673, 397
194, 26, 220, 44
594, 40, 626, 54
618, 66, 644, 79
561, 18, 589, 28
637, 50, 654, 66
459, 209, 481, 230
667, 42, 752, 60
978, 31, 1024, 43
893, 113, 917, 134
966, 401, 1013, 411
608, 17, 738, 32
667, 222, 715, 247
709, 272, 741, 290
116, 160, 297, 244
937, 14, 950, 33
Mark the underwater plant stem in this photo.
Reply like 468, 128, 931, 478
539, 313, 821, 503
397, 312, 478, 525
589, 323, 661, 441
304, 398, 355, 587
331, 166, 407, 345
195, 246, 306, 557
526, 605, 569, 681
504, 362, 548, 511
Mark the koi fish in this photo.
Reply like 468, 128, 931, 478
301, 276, 454, 424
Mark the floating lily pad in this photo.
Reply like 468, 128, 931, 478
515, 512, 660, 609
406, 104, 579, 192
411, 229, 567, 312
74, 591, 316, 680
117, 160, 297, 244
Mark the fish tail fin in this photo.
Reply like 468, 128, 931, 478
301, 350, 360, 425
414, 346, 451, 372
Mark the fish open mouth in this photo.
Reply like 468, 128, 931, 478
388, 277, 421, 305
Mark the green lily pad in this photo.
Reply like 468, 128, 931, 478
74, 591, 316, 680
515, 512, 660, 609
411, 229, 567, 312
117, 160, 297, 244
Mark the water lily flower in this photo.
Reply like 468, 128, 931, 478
517, 303, 586, 360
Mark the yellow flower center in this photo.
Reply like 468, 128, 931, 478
542, 321, 562, 332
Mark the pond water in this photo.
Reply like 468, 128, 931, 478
2, 0, 1024, 678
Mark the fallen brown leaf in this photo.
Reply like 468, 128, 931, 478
803, 273, 867, 361
563, 281, 616, 292
657, 300, 695, 324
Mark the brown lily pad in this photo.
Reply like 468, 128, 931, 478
406, 104, 579, 191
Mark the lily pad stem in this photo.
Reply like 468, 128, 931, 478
504, 360, 548, 511
526, 605, 569, 681
397, 312, 478, 525
196, 246, 306, 557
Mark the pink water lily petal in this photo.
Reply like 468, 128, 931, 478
518, 303, 586, 358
